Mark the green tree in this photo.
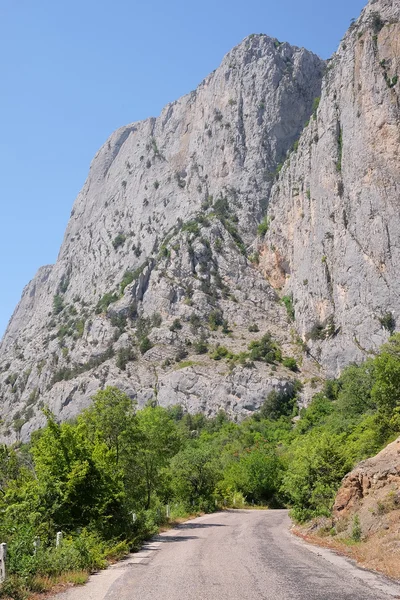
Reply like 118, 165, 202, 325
169, 445, 220, 508
372, 334, 400, 420
281, 432, 349, 521
135, 406, 181, 509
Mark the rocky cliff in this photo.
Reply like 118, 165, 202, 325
1, 0, 399, 441
331, 436, 400, 577
263, 0, 400, 375
333, 436, 400, 532
0, 35, 324, 440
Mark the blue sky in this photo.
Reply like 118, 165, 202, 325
0, 0, 366, 337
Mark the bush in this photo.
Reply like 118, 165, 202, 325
120, 271, 135, 294
371, 11, 384, 33
139, 337, 153, 355
210, 346, 233, 360
379, 312, 396, 334
312, 96, 320, 119
248, 334, 282, 363
257, 217, 270, 237
282, 357, 298, 372
170, 319, 183, 332
112, 234, 126, 250
96, 292, 118, 314
116, 347, 136, 371
193, 339, 208, 354
281, 295, 295, 321
53, 295, 64, 315
208, 310, 224, 330
351, 515, 362, 541
308, 321, 326, 341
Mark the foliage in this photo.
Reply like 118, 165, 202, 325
95, 292, 119, 314
257, 217, 270, 237
112, 234, 126, 250
2, 334, 400, 588
208, 310, 224, 330
379, 312, 396, 334
170, 319, 182, 332
281, 295, 295, 321
53, 295, 64, 315
312, 96, 320, 119
139, 336, 153, 355
282, 357, 298, 372
248, 334, 282, 363
116, 347, 136, 371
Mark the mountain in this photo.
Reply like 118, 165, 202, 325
263, 0, 400, 375
0, 0, 399, 442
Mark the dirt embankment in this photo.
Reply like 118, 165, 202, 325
294, 437, 400, 580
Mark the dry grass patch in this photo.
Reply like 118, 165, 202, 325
292, 523, 400, 580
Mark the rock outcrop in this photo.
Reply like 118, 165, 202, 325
263, 0, 400, 376
0, 35, 324, 440
333, 436, 400, 536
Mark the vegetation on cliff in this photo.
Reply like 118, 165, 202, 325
1, 335, 400, 597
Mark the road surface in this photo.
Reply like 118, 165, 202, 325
53, 510, 400, 600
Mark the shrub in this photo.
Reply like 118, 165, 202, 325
109, 312, 127, 332
193, 339, 208, 354
214, 238, 223, 253
282, 357, 298, 372
116, 347, 136, 370
139, 337, 153, 355
281, 295, 295, 321
182, 220, 200, 237
151, 313, 162, 327
53, 295, 64, 315
336, 128, 343, 173
371, 11, 384, 33
112, 234, 126, 249
208, 310, 224, 330
257, 217, 270, 237
170, 319, 183, 332
248, 334, 282, 363
96, 292, 119, 314
308, 322, 326, 341
120, 270, 135, 294
248, 324, 260, 333
379, 312, 396, 334
312, 96, 320, 119
351, 514, 362, 541
189, 313, 201, 333
210, 346, 233, 360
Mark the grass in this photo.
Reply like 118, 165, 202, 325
174, 360, 197, 370
292, 523, 400, 580
0, 570, 90, 600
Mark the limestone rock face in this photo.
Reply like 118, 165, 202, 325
263, 0, 400, 376
0, 35, 324, 441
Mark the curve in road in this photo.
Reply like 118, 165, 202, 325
53, 510, 400, 600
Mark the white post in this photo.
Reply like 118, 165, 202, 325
132, 512, 137, 524
56, 532, 63, 547
166, 504, 170, 518
33, 537, 41, 555
0, 543, 7, 583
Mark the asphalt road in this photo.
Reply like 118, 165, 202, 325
54, 510, 400, 600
